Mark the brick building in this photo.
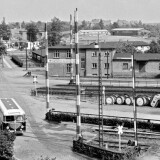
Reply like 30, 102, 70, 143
113, 53, 160, 78
32, 41, 149, 77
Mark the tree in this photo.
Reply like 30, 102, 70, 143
48, 17, 63, 46
147, 40, 160, 53
0, 41, 6, 56
79, 20, 88, 30
99, 19, 105, 29
0, 21, 11, 40
111, 22, 119, 29
26, 23, 39, 42
116, 42, 137, 53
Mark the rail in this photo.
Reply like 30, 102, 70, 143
81, 79, 160, 87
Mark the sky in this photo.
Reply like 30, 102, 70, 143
1, 0, 160, 23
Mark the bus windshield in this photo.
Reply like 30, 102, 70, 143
5, 115, 25, 122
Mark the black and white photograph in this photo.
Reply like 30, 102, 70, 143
1, 0, 160, 160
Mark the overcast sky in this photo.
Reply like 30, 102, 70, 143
1, 0, 160, 23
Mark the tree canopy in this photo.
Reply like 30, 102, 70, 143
48, 17, 63, 46
26, 23, 39, 42
0, 41, 6, 56
0, 21, 11, 40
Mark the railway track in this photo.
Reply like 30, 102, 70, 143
36, 85, 160, 97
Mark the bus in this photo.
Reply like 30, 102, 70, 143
0, 98, 26, 134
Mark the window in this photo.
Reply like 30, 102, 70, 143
104, 63, 109, 69
92, 74, 97, 76
123, 63, 128, 70
81, 58, 85, 69
66, 50, 71, 58
67, 64, 71, 73
92, 63, 97, 69
53, 50, 59, 58
6, 116, 14, 122
92, 52, 97, 57
104, 52, 110, 57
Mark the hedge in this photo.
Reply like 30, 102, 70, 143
46, 111, 160, 132
11, 55, 23, 67
0, 130, 16, 160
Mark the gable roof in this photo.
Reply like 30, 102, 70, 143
49, 41, 149, 50
113, 53, 160, 61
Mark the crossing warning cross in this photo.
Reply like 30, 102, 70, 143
118, 125, 123, 135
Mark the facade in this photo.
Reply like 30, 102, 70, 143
32, 41, 149, 77
111, 28, 150, 37
113, 53, 160, 77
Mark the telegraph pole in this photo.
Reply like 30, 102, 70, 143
45, 22, 50, 112
131, 45, 138, 146
70, 14, 74, 84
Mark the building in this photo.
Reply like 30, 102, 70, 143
78, 30, 110, 36
111, 28, 150, 37
32, 41, 149, 77
113, 53, 160, 78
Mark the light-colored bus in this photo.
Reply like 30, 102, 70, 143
0, 98, 26, 134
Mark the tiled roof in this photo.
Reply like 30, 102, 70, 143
112, 28, 144, 31
113, 53, 160, 61
32, 49, 46, 57
49, 41, 149, 50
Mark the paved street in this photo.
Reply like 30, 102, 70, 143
1, 55, 160, 160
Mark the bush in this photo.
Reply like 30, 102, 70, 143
0, 130, 16, 160
11, 55, 23, 67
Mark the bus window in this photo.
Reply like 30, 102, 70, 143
6, 116, 14, 121
16, 115, 23, 121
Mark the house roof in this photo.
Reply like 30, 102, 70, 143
113, 53, 160, 61
32, 49, 46, 57
49, 41, 149, 50
111, 28, 144, 31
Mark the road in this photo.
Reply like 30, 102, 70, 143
1, 55, 160, 160
0, 57, 92, 160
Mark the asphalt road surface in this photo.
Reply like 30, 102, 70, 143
0, 58, 93, 160
1, 55, 160, 160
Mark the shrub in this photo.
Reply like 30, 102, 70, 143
0, 130, 16, 160
11, 55, 23, 67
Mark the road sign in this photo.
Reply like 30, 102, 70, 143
48, 59, 75, 63
118, 125, 123, 135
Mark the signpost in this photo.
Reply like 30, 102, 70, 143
33, 76, 38, 96
118, 125, 123, 151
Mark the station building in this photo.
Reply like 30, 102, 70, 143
113, 53, 160, 78
32, 41, 149, 77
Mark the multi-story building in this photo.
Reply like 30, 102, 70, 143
32, 41, 149, 77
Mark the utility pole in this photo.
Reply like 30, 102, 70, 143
26, 43, 28, 70
70, 14, 74, 84
131, 45, 138, 146
95, 33, 104, 147
45, 22, 50, 112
